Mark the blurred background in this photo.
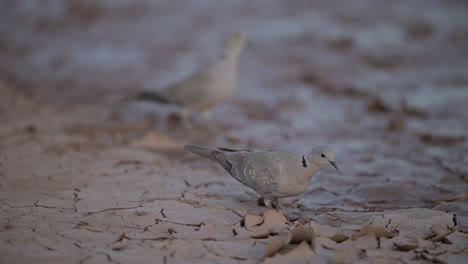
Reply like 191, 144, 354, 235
1, 0, 468, 136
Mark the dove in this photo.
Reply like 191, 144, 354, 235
183, 144, 339, 209
136, 32, 246, 127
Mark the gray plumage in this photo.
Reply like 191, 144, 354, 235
136, 32, 246, 119
183, 144, 339, 209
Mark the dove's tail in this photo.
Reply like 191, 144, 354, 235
218, 147, 252, 152
183, 144, 233, 173
136, 90, 171, 104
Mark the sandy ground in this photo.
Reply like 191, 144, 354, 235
1, 1, 467, 263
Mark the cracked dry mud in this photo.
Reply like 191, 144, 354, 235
1, 1, 467, 263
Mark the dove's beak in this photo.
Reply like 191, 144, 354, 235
329, 160, 339, 171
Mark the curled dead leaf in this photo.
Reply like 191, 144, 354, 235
352, 225, 396, 240
111, 238, 129, 251
393, 237, 418, 251
373, 226, 397, 239
199, 221, 216, 230
428, 224, 454, 243
264, 241, 319, 264
290, 224, 315, 250
264, 231, 292, 258
261, 210, 289, 230
329, 233, 349, 243
251, 232, 273, 239
244, 213, 264, 230
419, 252, 443, 263
351, 225, 375, 239
244, 209, 290, 234
332, 247, 367, 263
430, 224, 447, 235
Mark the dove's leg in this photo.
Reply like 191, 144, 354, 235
257, 197, 267, 206
271, 198, 282, 211
260, 197, 281, 211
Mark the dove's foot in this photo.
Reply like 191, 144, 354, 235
259, 197, 282, 211
271, 198, 283, 211
257, 197, 266, 206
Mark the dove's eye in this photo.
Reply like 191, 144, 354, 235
321, 154, 325, 158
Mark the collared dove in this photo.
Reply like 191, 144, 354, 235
136, 32, 246, 127
183, 144, 339, 209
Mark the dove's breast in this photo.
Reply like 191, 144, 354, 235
204, 57, 238, 105
275, 157, 321, 197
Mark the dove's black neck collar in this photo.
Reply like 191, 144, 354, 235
302, 155, 308, 168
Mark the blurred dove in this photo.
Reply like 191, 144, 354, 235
183, 144, 339, 210
137, 32, 246, 127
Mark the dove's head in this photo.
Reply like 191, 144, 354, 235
307, 145, 339, 171
224, 32, 246, 55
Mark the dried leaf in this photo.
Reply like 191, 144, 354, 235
264, 241, 320, 264
290, 224, 315, 250
309, 221, 342, 237
420, 252, 435, 262
264, 231, 292, 258
244, 213, 264, 231
351, 225, 374, 239
111, 238, 129, 251
393, 237, 418, 251
244, 210, 290, 234
199, 221, 216, 231
261, 210, 290, 231
331, 247, 366, 263
373, 226, 397, 239
428, 224, 454, 243
355, 235, 378, 250
329, 233, 349, 243
352, 225, 396, 240
251, 232, 272, 239
285, 241, 316, 258
430, 224, 447, 235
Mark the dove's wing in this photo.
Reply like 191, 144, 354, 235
164, 67, 213, 106
217, 147, 285, 153
227, 151, 284, 195
184, 143, 336, 203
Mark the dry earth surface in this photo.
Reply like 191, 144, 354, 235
1, 0, 467, 263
